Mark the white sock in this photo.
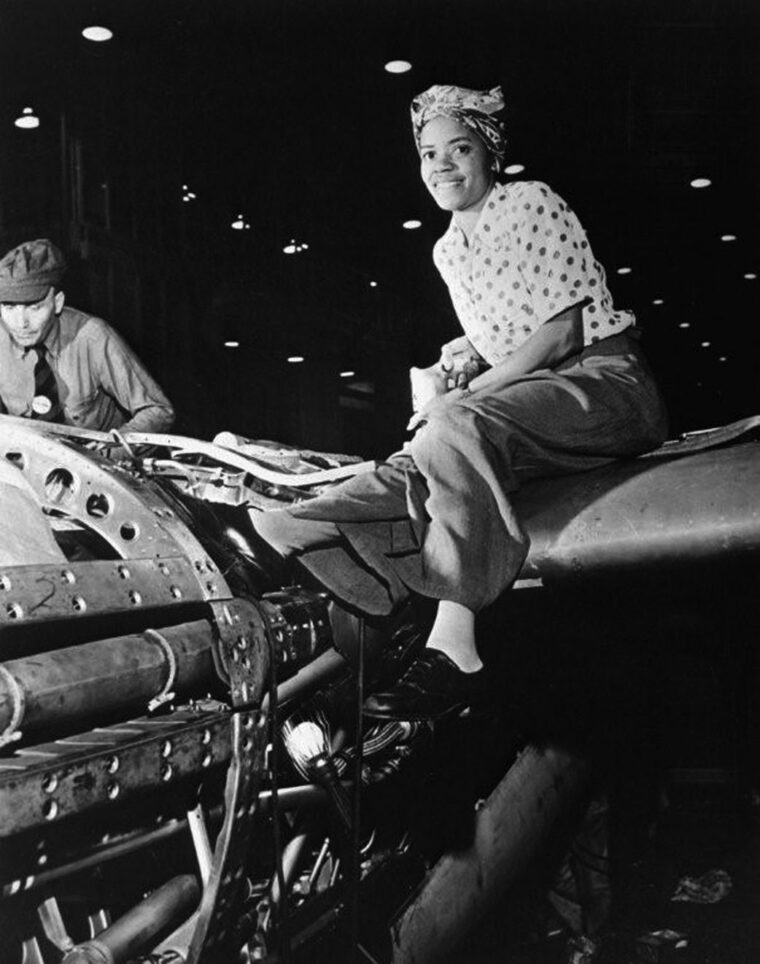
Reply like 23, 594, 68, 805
425, 601, 483, 673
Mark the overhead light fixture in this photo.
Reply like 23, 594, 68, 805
182, 185, 197, 202
231, 214, 250, 230
652, 299, 664, 305
82, 25, 113, 42
287, 356, 305, 364
369, 280, 378, 288
340, 370, 356, 378
283, 239, 308, 253
616, 266, 632, 275
503, 163, 525, 175
690, 177, 711, 189
718, 356, 727, 362
700, 341, 711, 348
384, 60, 412, 74
403, 219, 422, 230
14, 107, 39, 129
678, 322, 690, 329
224, 341, 240, 348
720, 234, 737, 242
743, 272, 757, 280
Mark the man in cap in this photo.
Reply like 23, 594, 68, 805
0, 238, 174, 433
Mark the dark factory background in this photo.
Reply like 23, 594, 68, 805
0, 0, 758, 458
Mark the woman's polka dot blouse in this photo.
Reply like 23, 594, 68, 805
432, 180, 634, 366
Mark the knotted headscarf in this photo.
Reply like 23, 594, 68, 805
411, 84, 507, 170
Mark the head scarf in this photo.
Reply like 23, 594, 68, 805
411, 84, 506, 170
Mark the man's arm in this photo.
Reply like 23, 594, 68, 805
97, 324, 175, 433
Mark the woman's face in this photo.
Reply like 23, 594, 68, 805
419, 115, 494, 214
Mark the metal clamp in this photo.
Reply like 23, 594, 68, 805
0, 664, 25, 749
144, 629, 178, 712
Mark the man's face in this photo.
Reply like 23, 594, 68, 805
0, 287, 64, 349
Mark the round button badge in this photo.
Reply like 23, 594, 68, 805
32, 395, 53, 415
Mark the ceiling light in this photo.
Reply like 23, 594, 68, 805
652, 299, 664, 305
504, 164, 525, 175
232, 214, 250, 230
369, 280, 378, 288
718, 356, 727, 362
14, 107, 39, 129
616, 266, 632, 275
690, 177, 711, 189
384, 60, 412, 74
403, 219, 421, 230
700, 341, 711, 348
224, 341, 240, 348
82, 25, 113, 42
743, 272, 757, 280
678, 322, 690, 329
340, 370, 356, 378
720, 234, 737, 242
287, 356, 305, 364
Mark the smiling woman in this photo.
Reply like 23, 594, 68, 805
248, 82, 670, 723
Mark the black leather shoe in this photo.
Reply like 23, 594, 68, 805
363, 650, 490, 722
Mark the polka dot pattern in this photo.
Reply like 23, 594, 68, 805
432, 181, 634, 364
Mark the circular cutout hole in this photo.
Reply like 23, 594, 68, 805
71, 595, 87, 614
169, 585, 182, 600
107, 782, 120, 800
86, 492, 112, 518
162, 740, 173, 758
5, 451, 25, 471
206, 582, 217, 596
6, 602, 23, 620
161, 764, 173, 782
202, 729, 212, 745
117, 565, 131, 580
42, 774, 58, 794
158, 563, 171, 576
43, 800, 58, 821
60, 569, 76, 586
106, 756, 120, 774
202, 753, 212, 768
0, 575, 12, 591
119, 521, 139, 541
128, 590, 142, 606
44, 468, 77, 504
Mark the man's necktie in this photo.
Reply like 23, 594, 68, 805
31, 346, 64, 422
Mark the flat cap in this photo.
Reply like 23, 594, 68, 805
0, 239, 67, 303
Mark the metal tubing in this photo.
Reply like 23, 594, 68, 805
0, 621, 214, 735
268, 647, 348, 710
61, 874, 200, 964
391, 744, 589, 963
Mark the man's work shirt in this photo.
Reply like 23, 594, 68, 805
0, 306, 175, 433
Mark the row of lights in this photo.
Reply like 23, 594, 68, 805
221, 344, 356, 377
13, 26, 112, 129
611, 179, 756, 310
180, 184, 382, 287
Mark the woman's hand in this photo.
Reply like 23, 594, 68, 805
406, 386, 468, 432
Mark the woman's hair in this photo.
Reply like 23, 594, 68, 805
410, 84, 506, 171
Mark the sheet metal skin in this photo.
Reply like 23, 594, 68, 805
2, 416, 758, 962
518, 440, 760, 582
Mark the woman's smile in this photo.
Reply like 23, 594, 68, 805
419, 115, 493, 215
